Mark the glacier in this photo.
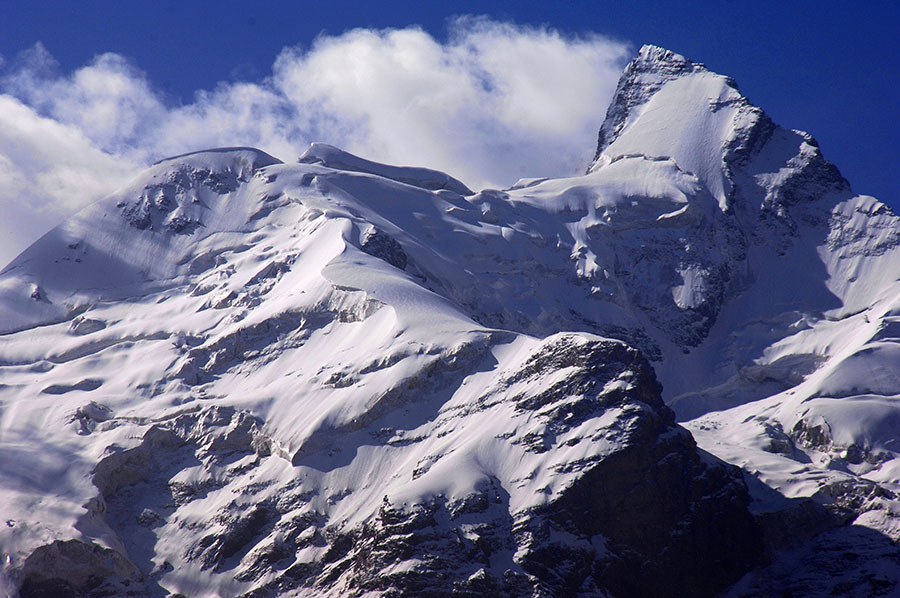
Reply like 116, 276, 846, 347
1, 45, 900, 597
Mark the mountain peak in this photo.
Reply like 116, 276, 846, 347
587, 46, 752, 208
587, 45, 849, 214
590, 46, 719, 164
3, 44, 897, 598
633, 44, 704, 76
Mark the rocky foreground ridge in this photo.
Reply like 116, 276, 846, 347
2, 46, 900, 597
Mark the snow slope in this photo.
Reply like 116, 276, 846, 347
0, 144, 758, 597
2, 45, 900, 597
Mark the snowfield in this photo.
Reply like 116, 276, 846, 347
2, 45, 900, 597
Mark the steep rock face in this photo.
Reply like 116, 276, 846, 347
580, 45, 854, 351
591, 45, 707, 167
518, 340, 760, 598
3, 330, 760, 598
243, 337, 758, 598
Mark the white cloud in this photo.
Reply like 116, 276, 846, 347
0, 95, 139, 267
0, 19, 630, 267
272, 18, 629, 186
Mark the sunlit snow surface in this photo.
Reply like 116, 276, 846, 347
2, 45, 900, 596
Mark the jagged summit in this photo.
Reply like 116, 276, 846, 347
589, 44, 848, 215
631, 44, 707, 77
590, 45, 713, 163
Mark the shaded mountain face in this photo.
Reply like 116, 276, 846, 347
1, 45, 899, 597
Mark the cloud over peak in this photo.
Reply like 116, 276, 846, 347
0, 19, 630, 266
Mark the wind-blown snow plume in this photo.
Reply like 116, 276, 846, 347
0, 18, 630, 267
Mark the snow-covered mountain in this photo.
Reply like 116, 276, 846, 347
2, 45, 900, 597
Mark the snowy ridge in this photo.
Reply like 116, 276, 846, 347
298, 142, 473, 195
2, 46, 900, 597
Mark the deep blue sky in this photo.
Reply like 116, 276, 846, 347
2, 0, 897, 205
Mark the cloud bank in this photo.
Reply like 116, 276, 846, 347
0, 18, 630, 267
